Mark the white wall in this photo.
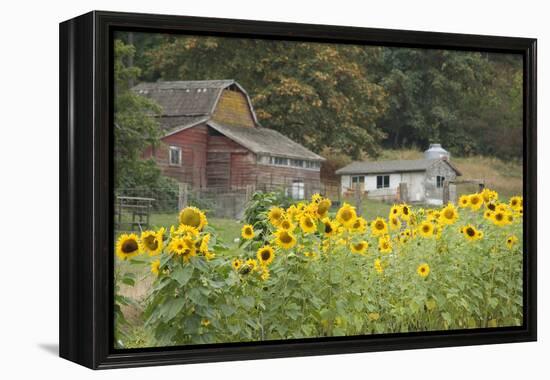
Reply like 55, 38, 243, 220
341, 172, 425, 201
1, 1, 547, 380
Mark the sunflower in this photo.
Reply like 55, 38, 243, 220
371, 217, 388, 236
506, 235, 519, 249
483, 210, 494, 220
390, 204, 401, 217
246, 258, 259, 271
279, 218, 296, 231
439, 203, 458, 225
351, 216, 367, 233
304, 251, 317, 259
275, 229, 297, 249
168, 236, 196, 262
178, 206, 207, 231
417, 263, 430, 278
311, 193, 322, 203
115, 233, 140, 260
174, 224, 200, 238
400, 204, 411, 221
322, 218, 338, 237
491, 210, 510, 227
481, 188, 498, 203
257, 245, 275, 266
509, 196, 523, 210
378, 235, 392, 254
460, 224, 481, 242
232, 258, 243, 271
140, 230, 163, 256
469, 193, 483, 211
199, 233, 210, 254
268, 207, 285, 227
458, 195, 470, 208
389, 215, 401, 230
418, 221, 435, 238
350, 240, 369, 255
316, 198, 332, 218
485, 201, 497, 212
286, 205, 300, 221
204, 251, 216, 261
374, 259, 384, 274
299, 214, 317, 234
336, 203, 357, 227
241, 224, 255, 240
150, 259, 161, 275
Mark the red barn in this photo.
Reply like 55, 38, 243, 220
135, 80, 325, 200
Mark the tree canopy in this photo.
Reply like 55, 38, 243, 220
116, 31, 523, 162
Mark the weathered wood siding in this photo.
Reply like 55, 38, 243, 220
212, 89, 256, 127
207, 131, 256, 188
256, 163, 322, 196
143, 124, 208, 188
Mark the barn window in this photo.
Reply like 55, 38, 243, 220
436, 176, 445, 188
290, 180, 305, 200
271, 156, 289, 166
169, 146, 182, 166
376, 175, 390, 189
290, 159, 304, 168
351, 176, 365, 184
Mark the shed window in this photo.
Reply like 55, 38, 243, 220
436, 176, 445, 188
351, 176, 365, 185
169, 146, 182, 166
376, 175, 390, 189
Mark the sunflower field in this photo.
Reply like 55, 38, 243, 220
114, 189, 523, 347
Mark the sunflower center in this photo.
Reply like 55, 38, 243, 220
466, 227, 475, 237
341, 209, 352, 221
354, 243, 364, 250
280, 232, 293, 244
245, 227, 252, 235
471, 197, 479, 205
122, 239, 138, 253
422, 225, 430, 233
488, 203, 496, 211
495, 213, 504, 221
318, 201, 330, 214
144, 235, 158, 250
180, 209, 201, 227
402, 207, 409, 215
375, 221, 384, 230
261, 250, 271, 261
444, 209, 454, 219
325, 223, 333, 234
305, 218, 313, 228
421, 267, 426, 273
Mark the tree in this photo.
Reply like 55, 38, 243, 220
114, 39, 177, 193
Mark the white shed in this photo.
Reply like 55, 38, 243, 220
335, 157, 461, 205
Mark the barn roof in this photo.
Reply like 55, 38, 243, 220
335, 158, 461, 176
134, 80, 324, 162
132, 80, 259, 124
207, 121, 325, 161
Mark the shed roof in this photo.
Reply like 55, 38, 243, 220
335, 158, 461, 176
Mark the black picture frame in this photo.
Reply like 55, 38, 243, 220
59, 10, 537, 369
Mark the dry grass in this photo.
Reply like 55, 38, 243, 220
379, 149, 523, 198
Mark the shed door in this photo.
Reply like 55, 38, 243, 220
206, 152, 230, 189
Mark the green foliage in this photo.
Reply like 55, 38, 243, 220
114, 39, 178, 199
120, 32, 523, 161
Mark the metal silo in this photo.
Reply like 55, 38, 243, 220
424, 143, 450, 160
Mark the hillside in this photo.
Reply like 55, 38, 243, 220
378, 149, 522, 197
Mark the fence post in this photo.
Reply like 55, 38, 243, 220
178, 183, 188, 210
354, 182, 363, 217
399, 183, 408, 203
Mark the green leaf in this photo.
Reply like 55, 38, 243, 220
173, 265, 194, 286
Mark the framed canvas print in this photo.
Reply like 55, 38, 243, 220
59, 11, 537, 369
